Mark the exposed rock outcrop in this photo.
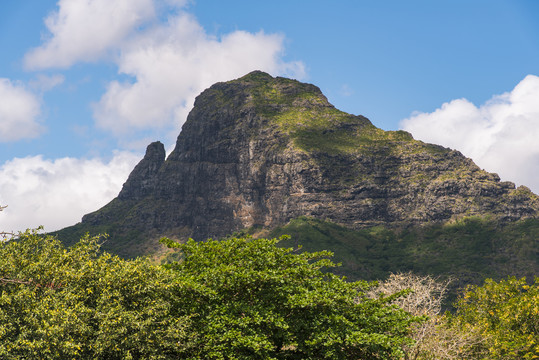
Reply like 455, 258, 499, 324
73, 71, 539, 254
117, 141, 165, 200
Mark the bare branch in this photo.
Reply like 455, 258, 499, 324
0, 231, 16, 240
0, 278, 33, 286
0, 204, 16, 240
0, 277, 63, 289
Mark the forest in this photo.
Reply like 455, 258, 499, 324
1, 226, 537, 359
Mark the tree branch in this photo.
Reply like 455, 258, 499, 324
0, 278, 33, 286
0, 277, 63, 289
0, 205, 16, 240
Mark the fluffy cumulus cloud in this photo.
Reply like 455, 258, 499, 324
0, 79, 44, 141
23, 0, 304, 139
93, 12, 305, 137
0, 152, 140, 232
401, 75, 539, 193
24, 0, 157, 69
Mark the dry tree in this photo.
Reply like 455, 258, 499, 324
369, 272, 485, 360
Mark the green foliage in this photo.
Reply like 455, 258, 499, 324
450, 277, 539, 359
0, 230, 191, 359
1, 230, 421, 359
161, 235, 420, 360
5, 226, 536, 359
239, 70, 415, 156
271, 216, 539, 287
52, 198, 157, 259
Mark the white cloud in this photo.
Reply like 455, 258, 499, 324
401, 74, 539, 193
24, 0, 157, 69
0, 152, 140, 233
5, 0, 306, 235
0, 79, 44, 141
93, 12, 305, 137
24, 0, 304, 146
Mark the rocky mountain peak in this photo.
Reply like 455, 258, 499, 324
117, 141, 165, 200
72, 72, 539, 256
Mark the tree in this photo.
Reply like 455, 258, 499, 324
0, 230, 191, 359
0, 230, 422, 359
371, 273, 484, 360
161, 235, 421, 360
450, 276, 539, 360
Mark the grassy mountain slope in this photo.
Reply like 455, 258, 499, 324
268, 216, 538, 287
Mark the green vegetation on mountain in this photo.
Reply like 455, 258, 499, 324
57, 72, 538, 257
246, 72, 414, 155
55, 214, 539, 295
269, 216, 539, 287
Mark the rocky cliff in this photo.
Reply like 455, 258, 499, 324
66, 71, 539, 256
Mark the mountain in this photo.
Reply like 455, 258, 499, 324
57, 71, 539, 281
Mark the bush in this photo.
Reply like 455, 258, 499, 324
0, 231, 191, 359
450, 276, 539, 359
161, 236, 420, 359
1, 232, 421, 359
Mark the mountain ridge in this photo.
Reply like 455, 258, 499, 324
59, 71, 539, 258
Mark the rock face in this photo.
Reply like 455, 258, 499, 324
78, 71, 539, 251
118, 141, 165, 200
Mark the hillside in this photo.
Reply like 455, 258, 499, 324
267, 216, 539, 301
56, 71, 539, 282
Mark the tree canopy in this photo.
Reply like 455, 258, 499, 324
0, 230, 191, 359
2, 222, 536, 360
161, 236, 419, 359
0, 232, 420, 359
450, 276, 539, 359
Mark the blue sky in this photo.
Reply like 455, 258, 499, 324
1, 0, 539, 232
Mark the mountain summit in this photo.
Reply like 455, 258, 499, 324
63, 71, 539, 256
